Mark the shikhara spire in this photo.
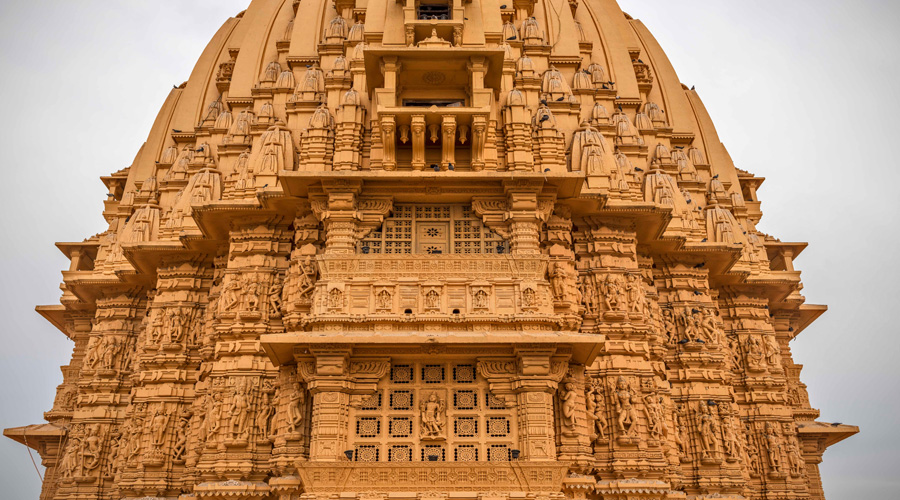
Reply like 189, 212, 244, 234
4, 1, 855, 499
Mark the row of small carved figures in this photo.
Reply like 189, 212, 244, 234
56, 375, 308, 481
569, 375, 805, 475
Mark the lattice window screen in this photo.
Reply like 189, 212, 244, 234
359, 205, 509, 255
347, 361, 516, 462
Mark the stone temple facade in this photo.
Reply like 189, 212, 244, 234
4, 1, 857, 499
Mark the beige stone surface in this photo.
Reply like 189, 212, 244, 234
4, 1, 856, 499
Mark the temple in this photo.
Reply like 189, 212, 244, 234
4, 1, 856, 499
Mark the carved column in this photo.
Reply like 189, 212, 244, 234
652, 264, 746, 498
719, 288, 808, 499
441, 114, 457, 169
312, 181, 392, 255
576, 218, 675, 496
116, 257, 212, 499
192, 216, 291, 500
380, 115, 396, 171
55, 289, 145, 500
505, 180, 554, 255
471, 114, 487, 171
411, 114, 426, 170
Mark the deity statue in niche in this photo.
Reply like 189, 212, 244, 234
376, 289, 392, 310
172, 414, 189, 462
559, 380, 578, 430
698, 403, 720, 459
419, 392, 446, 439
612, 376, 637, 437
255, 391, 274, 441
746, 335, 766, 371
585, 382, 608, 443
764, 422, 783, 472
473, 289, 488, 309
286, 385, 305, 434
643, 393, 666, 440
674, 404, 688, 459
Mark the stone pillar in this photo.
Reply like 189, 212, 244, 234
575, 218, 674, 496
441, 114, 457, 169
116, 257, 212, 498
54, 289, 145, 500
297, 348, 352, 461
380, 114, 396, 171
411, 114, 426, 170
652, 265, 745, 498
192, 216, 291, 500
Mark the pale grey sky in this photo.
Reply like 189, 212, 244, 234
0, 1, 897, 499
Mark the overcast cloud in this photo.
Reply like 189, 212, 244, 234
1, 1, 897, 499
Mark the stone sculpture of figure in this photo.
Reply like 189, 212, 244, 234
674, 405, 687, 458
150, 409, 170, 448
172, 415, 189, 462
58, 441, 78, 478
580, 276, 598, 315
644, 394, 667, 441
105, 433, 121, 476
764, 422, 783, 471
788, 440, 804, 476
287, 385, 306, 434
522, 287, 536, 307
663, 309, 677, 344
700, 308, 720, 344
763, 335, 782, 368
81, 425, 102, 472
746, 336, 766, 370
549, 262, 569, 301
559, 381, 578, 429
721, 412, 739, 459
590, 387, 608, 441
256, 392, 274, 440
612, 376, 637, 436
425, 289, 440, 309
328, 288, 343, 309
419, 392, 446, 439
600, 274, 626, 312
473, 289, 488, 309
625, 274, 643, 313
241, 275, 260, 312
376, 289, 391, 310
220, 278, 241, 312
229, 381, 250, 440
746, 431, 762, 475
698, 403, 719, 458
266, 277, 283, 318
296, 256, 317, 300
200, 394, 222, 447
